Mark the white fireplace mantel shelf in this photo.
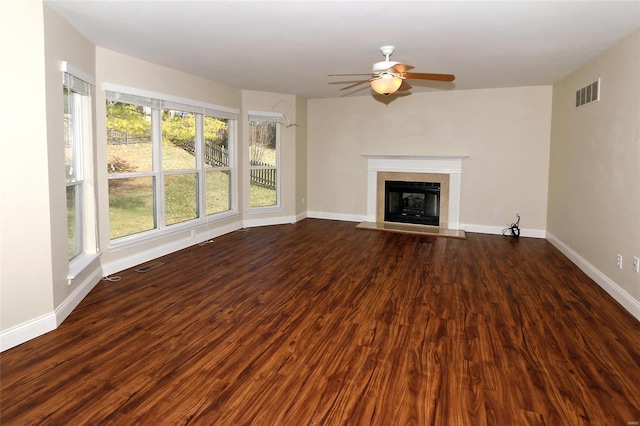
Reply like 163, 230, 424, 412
363, 155, 467, 174
363, 154, 468, 229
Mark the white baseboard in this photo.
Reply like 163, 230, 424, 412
0, 312, 56, 352
0, 264, 103, 352
306, 211, 363, 223
303, 216, 547, 237
243, 215, 297, 229
295, 211, 307, 222
463, 223, 546, 238
56, 266, 103, 326
546, 232, 640, 321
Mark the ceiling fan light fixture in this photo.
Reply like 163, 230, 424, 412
371, 74, 402, 96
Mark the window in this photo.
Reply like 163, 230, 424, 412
162, 109, 198, 225
248, 111, 281, 208
106, 88, 237, 242
204, 114, 231, 215
63, 65, 94, 260
63, 62, 98, 280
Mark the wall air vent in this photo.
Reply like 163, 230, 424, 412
575, 78, 600, 108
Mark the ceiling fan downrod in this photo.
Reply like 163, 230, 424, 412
380, 45, 395, 61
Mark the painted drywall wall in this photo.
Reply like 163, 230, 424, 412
547, 30, 640, 304
0, 1, 101, 349
295, 97, 308, 217
1, 1, 55, 335
43, 3, 98, 311
307, 86, 553, 234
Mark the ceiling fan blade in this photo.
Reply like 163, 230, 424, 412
398, 80, 412, 91
387, 64, 414, 73
403, 72, 455, 82
341, 79, 372, 91
329, 73, 374, 77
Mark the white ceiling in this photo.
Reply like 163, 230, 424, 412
46, 0, 640, 99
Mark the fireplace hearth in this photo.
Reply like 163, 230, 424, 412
384, 181, 440, 226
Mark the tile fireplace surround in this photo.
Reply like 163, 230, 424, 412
363, 155, 466, 230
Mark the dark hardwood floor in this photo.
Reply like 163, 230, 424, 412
1, 219, 639, 425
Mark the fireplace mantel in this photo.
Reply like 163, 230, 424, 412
363, 155, 467, 229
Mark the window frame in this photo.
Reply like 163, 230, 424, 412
65, 86, 84, 259
248, 110, 282, 211
202, 114, 233, 216
104, 84, 239, 248
62, 62, 99, 282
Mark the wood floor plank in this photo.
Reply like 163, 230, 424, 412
1, 219, 639, 425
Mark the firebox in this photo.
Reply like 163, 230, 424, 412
384, 180, 440, 226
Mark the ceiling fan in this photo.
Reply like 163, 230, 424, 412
329, 46, 455, 96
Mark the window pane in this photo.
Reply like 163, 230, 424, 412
206, 170, 230, 215
204, 116, 229, 168
109, 177, 156, 239
249, 120, 277, 167
163, 110, 196, 170
250, 169, 277, 207
67, 184, 82, 259
106, 101, 152, 173
64, 87, 80, 182
65, 85, 85, 260
165, 173, 198, 225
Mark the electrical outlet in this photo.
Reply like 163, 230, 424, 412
495, 208, 501, 216
616, 254, 623, 270
633, 256, 640, 273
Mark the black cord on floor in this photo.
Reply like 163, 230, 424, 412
502, 213, 521, 238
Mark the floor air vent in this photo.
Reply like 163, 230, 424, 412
135, 262, 165, 273
576, 78, 600, 108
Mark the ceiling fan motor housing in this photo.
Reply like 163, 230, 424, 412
374, 46, 398, 73
373, 61, 400, 73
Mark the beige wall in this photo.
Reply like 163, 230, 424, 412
547, 30, 640, 302
43, 3, 97, 310
0, 1, 54, 331
0, 1, 97, 331
307, 86, 553, 233
295, 97, 308, 216
1, 1, 97, 336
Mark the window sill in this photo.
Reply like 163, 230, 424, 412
68, 253, 100, 285
109, 210, 239, 253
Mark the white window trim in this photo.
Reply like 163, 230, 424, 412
103, 83, 239, 117
63, 61, 99, 284
68, 253, 100, 283
61, 61, 95, 86
248, 110, 282, 211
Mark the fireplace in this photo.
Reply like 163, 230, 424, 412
384, 180, 440, 226
363, 155, 467, 230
